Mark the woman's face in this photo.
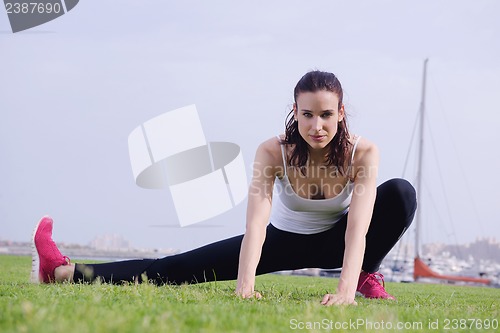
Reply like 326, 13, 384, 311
293, 90, 344, 151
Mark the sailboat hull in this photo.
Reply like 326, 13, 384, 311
414, 257, 491, 285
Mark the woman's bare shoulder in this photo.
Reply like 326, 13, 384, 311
351, 135, 379, 167
254, 135, 287, 173
257, 135, 285, 160
353, 135, 377, 152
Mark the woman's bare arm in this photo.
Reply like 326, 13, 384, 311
236, 138, 280, 298
321, 140, 379, 306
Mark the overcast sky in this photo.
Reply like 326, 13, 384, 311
1, 0, 499, 252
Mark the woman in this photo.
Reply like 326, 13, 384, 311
32, 70, 416, 306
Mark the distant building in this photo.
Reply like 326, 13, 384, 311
89, 234, 132, 251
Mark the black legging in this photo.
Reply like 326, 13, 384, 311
73, 178, 417, 285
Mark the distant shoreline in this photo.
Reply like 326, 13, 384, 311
0, 242, 179, 262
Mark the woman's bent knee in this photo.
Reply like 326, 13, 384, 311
378, 178, 417, 223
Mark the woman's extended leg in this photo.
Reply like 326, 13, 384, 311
72, 234, 245, 285
32, 215, 246, 285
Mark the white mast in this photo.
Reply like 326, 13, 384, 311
415, 58, 428, 259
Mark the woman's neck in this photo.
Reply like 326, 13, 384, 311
308, 147, 329, 165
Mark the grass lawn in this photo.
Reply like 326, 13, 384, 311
0, 255, 498, 333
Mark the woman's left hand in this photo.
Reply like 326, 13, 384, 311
320, 293, 357, 306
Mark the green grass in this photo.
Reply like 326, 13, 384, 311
0, 255, 498, 333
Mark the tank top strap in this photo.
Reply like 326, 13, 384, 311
350, 135, 362, 167
276, 135, 287, 176
346, 136, 361, 180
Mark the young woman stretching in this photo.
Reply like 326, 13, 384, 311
32, 70, 417, 306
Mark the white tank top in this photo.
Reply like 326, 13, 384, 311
270, 136, 361, 234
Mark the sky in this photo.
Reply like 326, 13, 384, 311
1, 0, 499, 252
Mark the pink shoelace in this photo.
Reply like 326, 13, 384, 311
358, 272, 386, 289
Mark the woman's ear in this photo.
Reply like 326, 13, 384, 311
338, 104, 345, 122
293, 103, 298, 121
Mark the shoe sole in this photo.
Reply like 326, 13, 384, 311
355, 291, 396, 300
30, 216, 48, 284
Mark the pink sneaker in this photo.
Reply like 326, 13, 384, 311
356, 271, 396, 300
31, 216, 70, 283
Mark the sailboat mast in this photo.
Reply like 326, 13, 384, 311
415, 58, 428, 259
412, 60, 492, 286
